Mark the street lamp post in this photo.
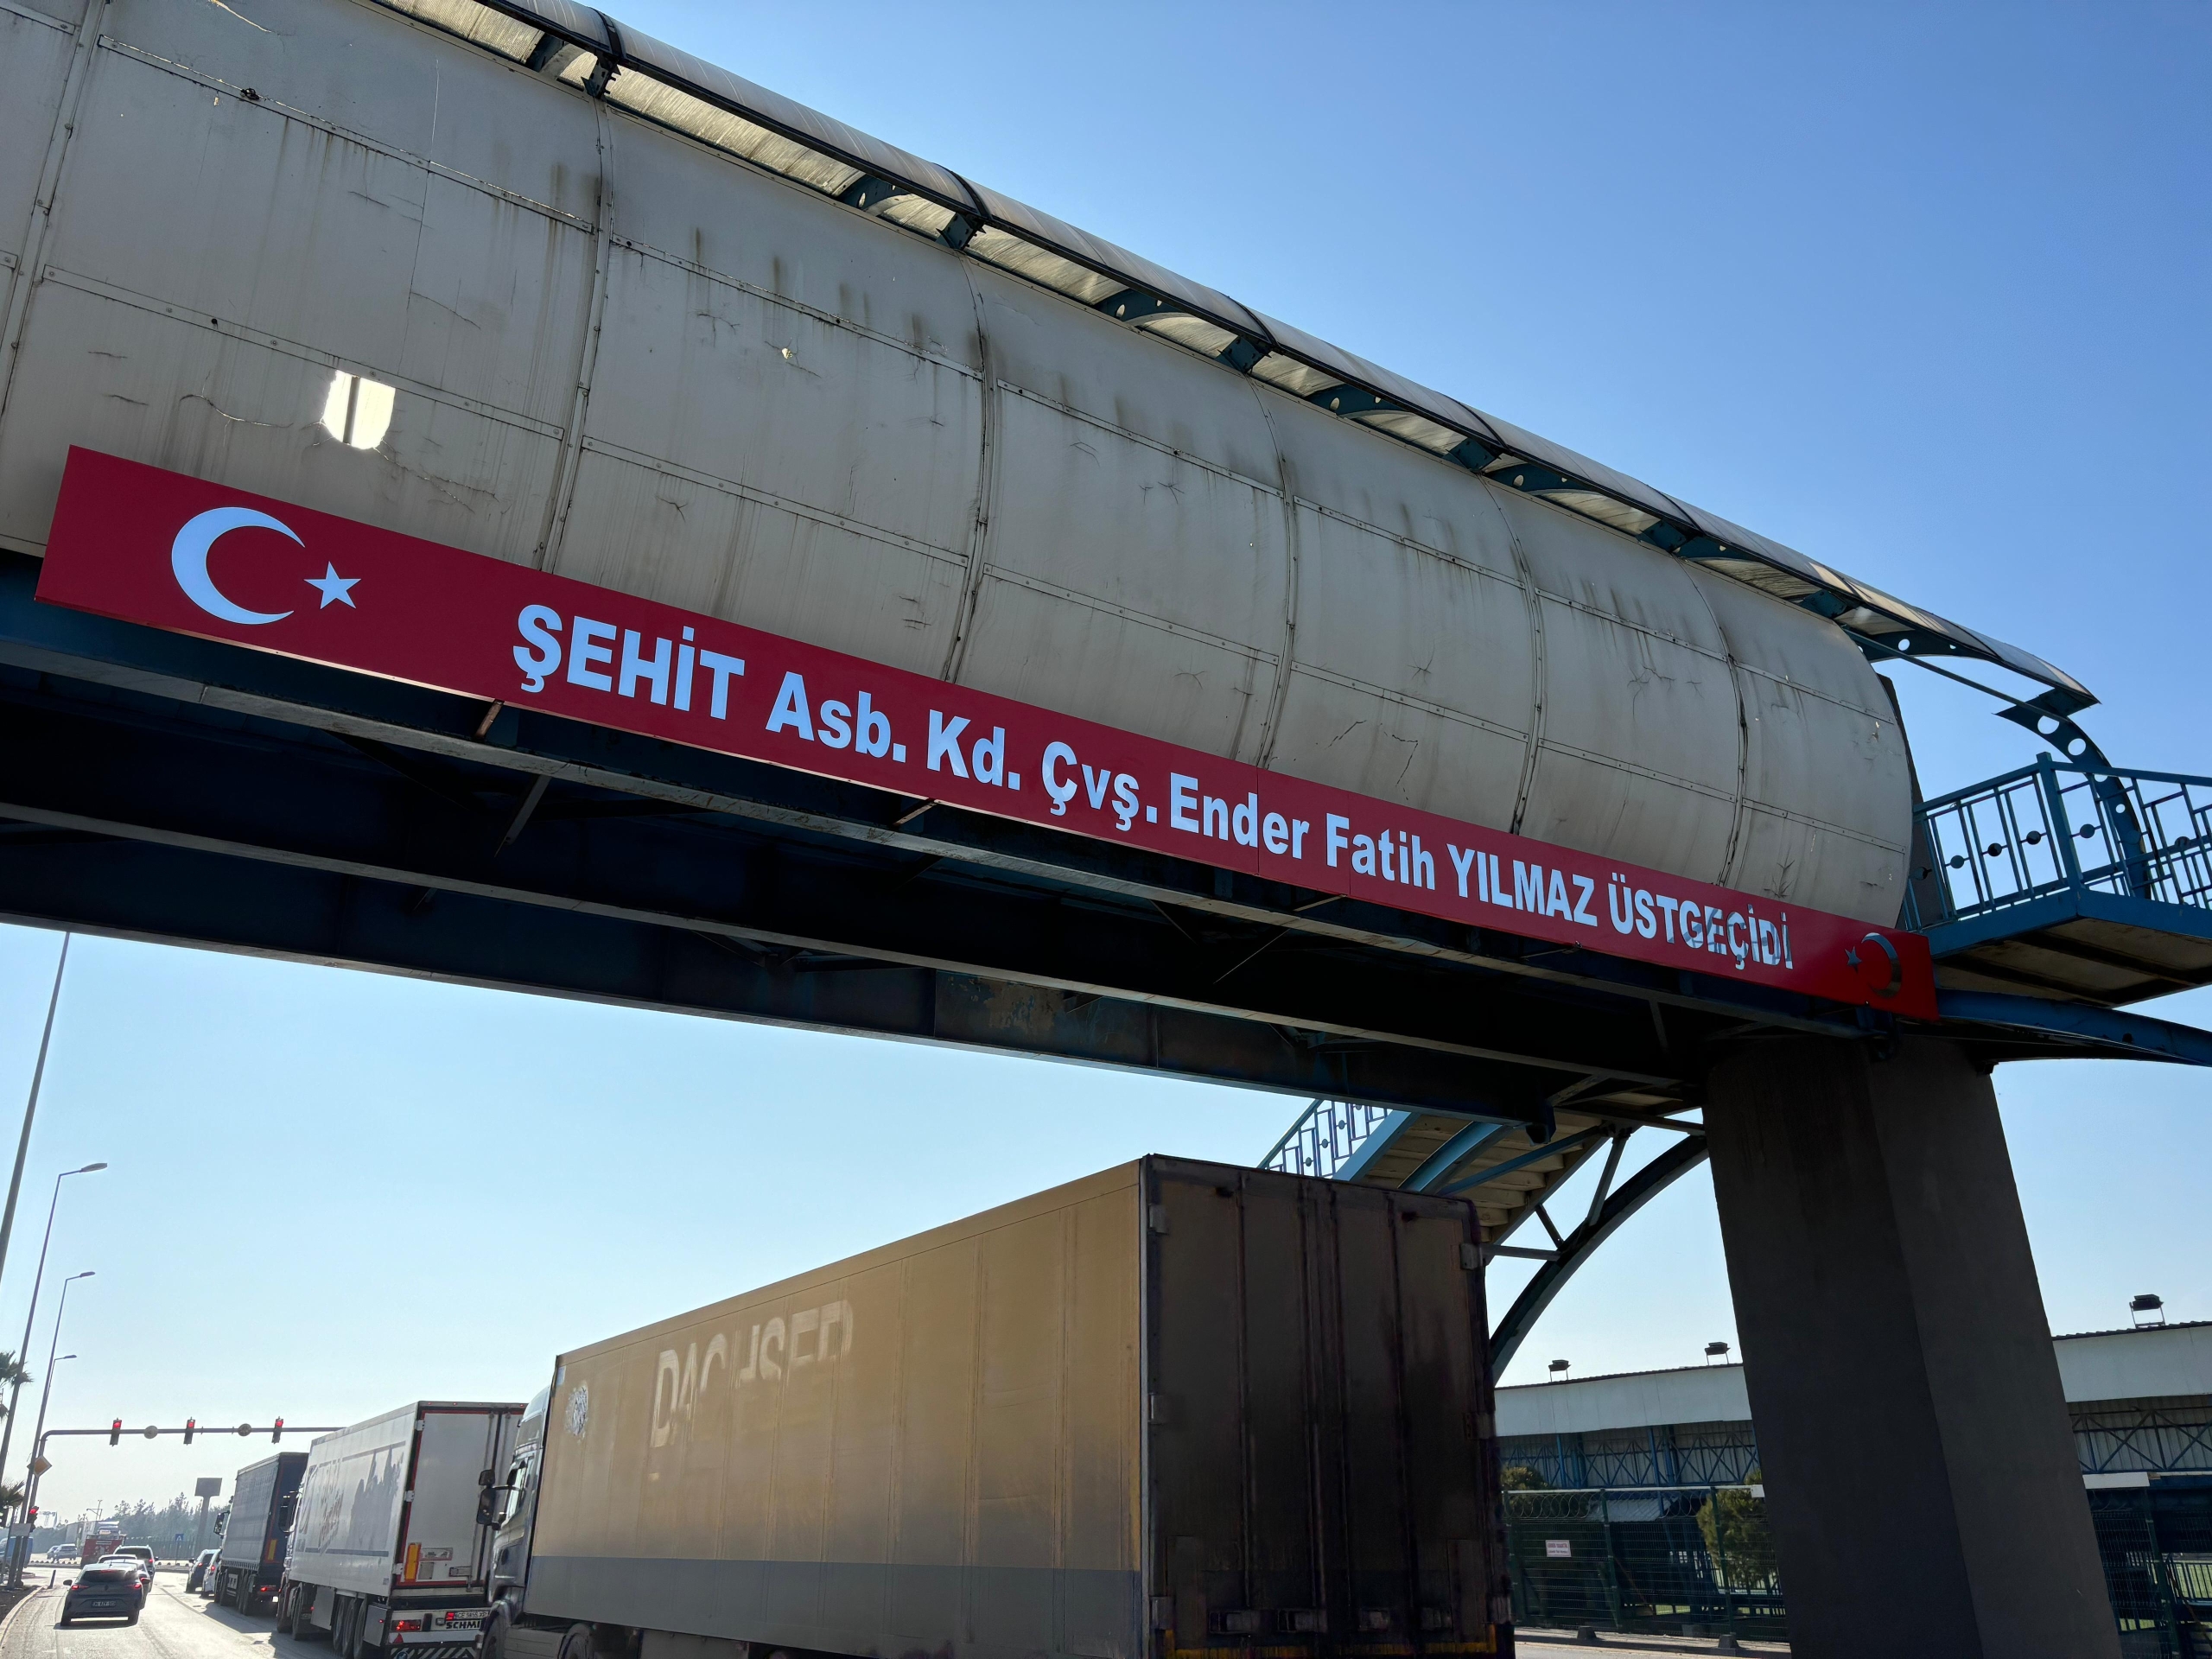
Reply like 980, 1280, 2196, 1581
12, 1271, 90, 1586
15, 1356, 73, 1582
0, 937, 71, 1289
0, 1163, 105, 1514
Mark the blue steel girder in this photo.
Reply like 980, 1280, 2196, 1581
838, 174, 907, 214
1096, 288, 1180, 325
1335, 1111, 1421, 1181
1934, 992, 2212, 1066
1490, 1132, 1713, 1374
0, 554, 1923, 1064
2, 556, 1945, 1137
1402, 1121, 1513, 1192
1093, 289, 1268, 373
1306, 385, 1402, 420
1437, 1128, 1612, 1200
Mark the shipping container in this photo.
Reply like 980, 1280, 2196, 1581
280, 1402, 524, 1658
213, 1450, 306, 1613
486, 1157, 1509, 1659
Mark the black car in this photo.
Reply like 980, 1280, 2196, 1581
60, 1567, 142, 1626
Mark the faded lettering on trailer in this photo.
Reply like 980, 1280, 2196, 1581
650, 1301, 855, 1446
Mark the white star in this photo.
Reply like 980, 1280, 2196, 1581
305, 563, 359, 609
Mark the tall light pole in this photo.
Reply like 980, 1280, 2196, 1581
0, 1162, 105, 1512
0, 936, 70, 1290
16, 1356, 73, 1582
13, 1272, 89, 1586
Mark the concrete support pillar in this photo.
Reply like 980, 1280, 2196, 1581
1704, 1035, 2116, 1659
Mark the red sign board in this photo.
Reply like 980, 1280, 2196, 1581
35, 448, 1936, 1016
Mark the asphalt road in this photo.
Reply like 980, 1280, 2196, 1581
7, 1574, 319, 1659
0, 1574, 1800, 1659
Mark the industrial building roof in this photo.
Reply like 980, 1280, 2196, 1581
382, 0, 2092, 715
1499, 1321, 2212, 1439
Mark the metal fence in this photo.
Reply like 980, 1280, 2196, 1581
2092, 1483, 2212, 1659
1503, 1486, 1785, 1641
1905, 757, 2212, 931
1256, 1099, 1402, 1179
1504, 1480, 2212, 1654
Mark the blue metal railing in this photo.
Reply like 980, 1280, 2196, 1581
1905, 756, 2212, 931
1258, 1098, 1398, 1179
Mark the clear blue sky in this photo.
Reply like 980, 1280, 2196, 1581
1, 0, 2206, 1522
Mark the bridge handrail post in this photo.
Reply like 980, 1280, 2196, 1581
2040, 754, 2086, 890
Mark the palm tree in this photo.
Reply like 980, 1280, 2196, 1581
0, 1352, 37, 1537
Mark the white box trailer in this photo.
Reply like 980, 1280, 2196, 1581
281, 1402, 523, 1659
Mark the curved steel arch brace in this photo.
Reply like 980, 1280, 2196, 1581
1489, 1132, 1711, 1376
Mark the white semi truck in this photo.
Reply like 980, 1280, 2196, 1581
277, 1402, 523, 1659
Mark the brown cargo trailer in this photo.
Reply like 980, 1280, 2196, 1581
486, 1157, 1508, 1659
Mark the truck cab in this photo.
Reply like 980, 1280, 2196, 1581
484, 1386, 546, 1632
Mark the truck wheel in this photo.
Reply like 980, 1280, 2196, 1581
556, 1624, 595, 1659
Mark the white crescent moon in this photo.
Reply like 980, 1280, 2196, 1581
170, 506, 302, 626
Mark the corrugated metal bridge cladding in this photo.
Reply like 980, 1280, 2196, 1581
2, 0, 1918, 925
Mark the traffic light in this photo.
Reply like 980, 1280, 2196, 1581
183, 1419, 195, 1445
26, 1508, 35, 1524
108, 1419, 120, 1446
271, 1419, 283, 1443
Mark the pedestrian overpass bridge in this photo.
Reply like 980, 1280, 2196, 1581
1263, 751, 2212, 1376
2, 0, 2205, 1647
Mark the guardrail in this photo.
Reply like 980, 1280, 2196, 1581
1904, 757, 2212, 931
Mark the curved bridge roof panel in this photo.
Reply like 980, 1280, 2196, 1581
445, 1, 2091, 705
